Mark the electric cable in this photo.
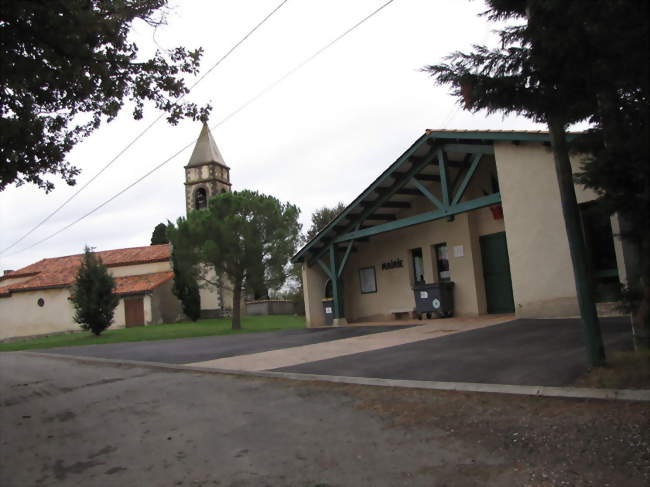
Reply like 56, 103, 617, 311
0, 0, 289, 256
4, 0, 398, 257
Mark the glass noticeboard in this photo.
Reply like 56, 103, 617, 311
359, 266, 377, 294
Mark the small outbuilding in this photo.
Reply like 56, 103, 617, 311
0, 244, 183, 340
292, 130, 635, 327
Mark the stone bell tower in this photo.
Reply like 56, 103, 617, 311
184, 123, 231, 214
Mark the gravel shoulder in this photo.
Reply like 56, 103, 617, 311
1, 352, 648, 487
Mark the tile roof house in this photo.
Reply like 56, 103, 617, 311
0, 244, 183, 340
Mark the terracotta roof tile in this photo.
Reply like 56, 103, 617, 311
0, 244, 171, 296
114, 271, 174, 295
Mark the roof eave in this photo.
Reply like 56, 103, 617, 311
291, 129, 582, 263
291, 131, 434, 263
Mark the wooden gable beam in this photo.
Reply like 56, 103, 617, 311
394, 188, 421, 196
442, 143, 494, 155
393, 172, 440, 182
451, 153, 482, 205
308, 145, 440, 265
293, 133, 435, 264
360, 200, 411, 209
366, 213, 396, 221
334, 193, 502, 243
379, 201, 411, 209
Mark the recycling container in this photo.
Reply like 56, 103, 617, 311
413, 282, 455, 318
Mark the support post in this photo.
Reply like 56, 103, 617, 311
329, 244, 345, 324
437, 149, 450, 206
548, 116, 606, 367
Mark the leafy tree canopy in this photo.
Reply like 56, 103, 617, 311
71, 246, 119, 336
0, 0, 211, 192
305, 202, 345, 242
169, 190, 301, 329
150, 222, 169, 245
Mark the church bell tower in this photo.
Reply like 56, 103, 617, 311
184, 123, 231, 214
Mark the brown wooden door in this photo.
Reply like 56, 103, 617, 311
124, 297, 145, 327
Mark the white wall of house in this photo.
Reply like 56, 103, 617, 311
494, 142, 602, 317
109, 261, 170, 277
0, 288, 76, 339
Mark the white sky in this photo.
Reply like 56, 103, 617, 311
0, 0, 549, 272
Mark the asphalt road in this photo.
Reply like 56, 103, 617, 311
275, 318, 633, 386
40, 325, 412, 364
1, 353, 647, 487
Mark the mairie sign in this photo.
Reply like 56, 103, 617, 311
381, 258, 403, 270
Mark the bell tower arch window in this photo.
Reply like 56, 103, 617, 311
194, 187, 208, 210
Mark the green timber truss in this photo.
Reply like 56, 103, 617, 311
292, 130, 555, 320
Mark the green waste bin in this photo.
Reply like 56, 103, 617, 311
413, 282, 455, 318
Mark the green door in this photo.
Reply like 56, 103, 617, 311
480, 232, 515, 314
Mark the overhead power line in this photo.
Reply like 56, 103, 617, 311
0, 0, 289, 256
5, 0, 398, 258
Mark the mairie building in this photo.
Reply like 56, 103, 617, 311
292, 130, 637, 327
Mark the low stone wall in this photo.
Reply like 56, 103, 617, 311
245, 300, 295, 316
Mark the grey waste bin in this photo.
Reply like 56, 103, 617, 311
322, 299, 335, 325
413, 282, 455, 318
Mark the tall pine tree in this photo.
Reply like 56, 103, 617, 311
170, 190, 300, 330
424, 0, 648, 360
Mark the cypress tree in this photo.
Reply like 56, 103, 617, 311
171, 248, 201, 322
71, 246, 119, 336
150, 223, 169, 245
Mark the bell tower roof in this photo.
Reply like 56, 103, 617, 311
186, 123, 228, 168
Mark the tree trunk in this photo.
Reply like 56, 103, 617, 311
631, 231, 650, 351
547, 115, 607, 367
231, 280, 242, 330
632, 275, 650, 351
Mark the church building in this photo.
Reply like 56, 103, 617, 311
0, 123, 234, 340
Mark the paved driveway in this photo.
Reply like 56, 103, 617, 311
40, 325, 412, 364
38, 317, 633, 387
274, 317, 632, 386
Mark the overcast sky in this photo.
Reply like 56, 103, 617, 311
0, 0, 551, 272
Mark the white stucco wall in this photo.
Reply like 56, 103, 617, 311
109, 261, 170, 278
303, 263, 329, 327
0, 288, 76, 339
494, 142, 600, 317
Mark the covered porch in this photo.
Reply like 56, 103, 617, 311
294, 130, 521, 327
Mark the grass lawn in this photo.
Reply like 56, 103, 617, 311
0, 314, 305, 352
